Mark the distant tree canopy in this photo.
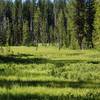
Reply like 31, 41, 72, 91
0, 0, 98, 49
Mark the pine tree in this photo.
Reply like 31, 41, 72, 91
23, 0, 33, 45
94, 0, 100, 49
14, 0, 23, 45
74, 0, 85, 49
56, 9, 64, 49
85, 0, 95, 48
0, 1, 6, 45
4, 0, 14, 45
34, 7, 41, 46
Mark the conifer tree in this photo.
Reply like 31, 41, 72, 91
85, 0, 95, 48
74, 0, 85, 49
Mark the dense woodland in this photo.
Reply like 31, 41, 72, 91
0, 0, 100, 49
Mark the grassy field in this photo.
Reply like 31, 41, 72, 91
0, 46, 100, 100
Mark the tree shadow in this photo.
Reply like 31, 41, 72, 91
0, 93, 99, 100
0, 54, 100, 66
0, 55, 48, 64
0, 79, 99, 89
0, 80, 100, 100
10, 53, 34, 57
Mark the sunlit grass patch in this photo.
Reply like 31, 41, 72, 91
0, 46, 100, 99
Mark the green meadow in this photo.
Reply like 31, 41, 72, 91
0, 46, 100, 100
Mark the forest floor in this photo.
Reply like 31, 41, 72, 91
0, 46, 100, 100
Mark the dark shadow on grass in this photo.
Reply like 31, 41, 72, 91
10, 53, 34, 57
0, 91, 100, 100
0, 55, 100, 66
0, 79, 100, 89
0, 55, 48, 64
65, 52, 84, 56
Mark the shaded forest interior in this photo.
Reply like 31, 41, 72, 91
0, 0, 100, 49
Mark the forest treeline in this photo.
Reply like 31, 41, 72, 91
0, 0, 100, 49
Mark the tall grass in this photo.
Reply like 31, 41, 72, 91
0, 46, 100, 99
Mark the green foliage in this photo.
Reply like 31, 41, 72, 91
94, 0, 100, 49
85, 0, 95, 48
0, 0, 98, 49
